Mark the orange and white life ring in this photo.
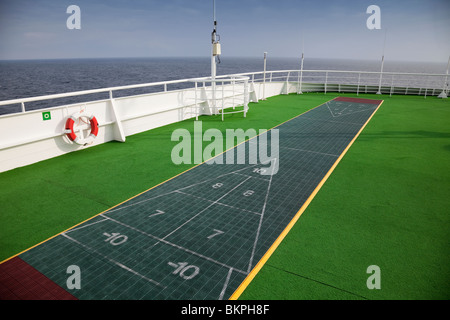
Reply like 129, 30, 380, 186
64, 111, 99, 145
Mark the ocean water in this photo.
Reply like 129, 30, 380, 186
0, 57, 447, 115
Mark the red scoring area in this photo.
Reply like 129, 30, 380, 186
0, 257, 77, 300
333, 96, 383, 105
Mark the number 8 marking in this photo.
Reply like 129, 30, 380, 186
243, 190, 254, 197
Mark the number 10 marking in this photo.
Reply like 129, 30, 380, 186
103, 232, 128, 246
168, 262, 200, 280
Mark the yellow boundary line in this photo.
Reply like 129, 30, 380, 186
0, 95, 332, 265
229, 99, 384, 300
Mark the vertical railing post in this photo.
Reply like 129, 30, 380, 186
298, 53, 304, 94
222, 81, 225, 114
108, 90, 126, 142
285, 71, 290, 94
213, 79, 217, 115
263, 52, 267, 100
232, 77, 235, 109
377, 56, 385, 95
390, 75, 394, 97
244, 79, 249, 118
195, 81, 198, 120
438, 55, 449, 98
298, 69, 303, 94
357, 73, 361, 96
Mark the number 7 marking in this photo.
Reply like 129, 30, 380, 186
149, 209, 165, 218
207, 229, 224, 240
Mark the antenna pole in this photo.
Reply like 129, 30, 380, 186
297, 33, 304, 94
376, 29, 387, 95
211, 0, 218, 113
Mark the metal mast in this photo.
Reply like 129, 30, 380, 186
211, 0, 221, 113
376, 29, 387, 95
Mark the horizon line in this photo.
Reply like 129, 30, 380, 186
0, 56, 446, 64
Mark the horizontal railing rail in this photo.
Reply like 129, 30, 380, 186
0, 68, 447, 172
189, 75, 250, 121
0, 69, 447, 115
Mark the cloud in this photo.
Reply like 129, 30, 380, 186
0, 0, 448, 62
24, 32, 56, 40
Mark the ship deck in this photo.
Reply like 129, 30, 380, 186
0, 92, 449, 300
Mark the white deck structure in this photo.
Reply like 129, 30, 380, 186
0, 69, 447, 173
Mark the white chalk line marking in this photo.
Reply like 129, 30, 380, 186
247, 158, 277, 273
219, 268, 233, 300
175, 190, 263, 216
99, 214, 248, 275
61, 232, 166, 289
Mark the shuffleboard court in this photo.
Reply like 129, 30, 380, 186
0, 96, 382, 300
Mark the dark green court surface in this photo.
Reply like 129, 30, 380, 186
1, 97, 382, 300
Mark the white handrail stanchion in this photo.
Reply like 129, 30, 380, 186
377, 55, 385, 95
263, 52, 267, 100
232, 78, 235, 109
221, 81, 225, 117
438, 56, 449, 99
108, 90, 126, 142
195, 81, 198, 121
357, 73, 361, 96
390, 75, 395, 97
244, 79, 249, 118
285, 72, 290, 94
298, 53, 304, 94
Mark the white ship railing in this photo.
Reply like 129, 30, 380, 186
0, 68, 447, 173
0, 76, 212, 114
232, 69, 448, 98
189, 76, 250, 121
0, 69, 447, 115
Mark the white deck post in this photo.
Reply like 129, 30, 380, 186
263, 52, 267, 100
438, 55, 449, 99
298, 53, 304, 94
109, 90, 126, 142
376, 55, 385, 95
244, 79, 249, 117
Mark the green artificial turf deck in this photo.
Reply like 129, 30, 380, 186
0, 93, 331, 262
0, 92, 448, 300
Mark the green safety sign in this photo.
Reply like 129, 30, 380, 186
42, 111, 51, 121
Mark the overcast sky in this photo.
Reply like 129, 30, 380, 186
0, 0, 449, 62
